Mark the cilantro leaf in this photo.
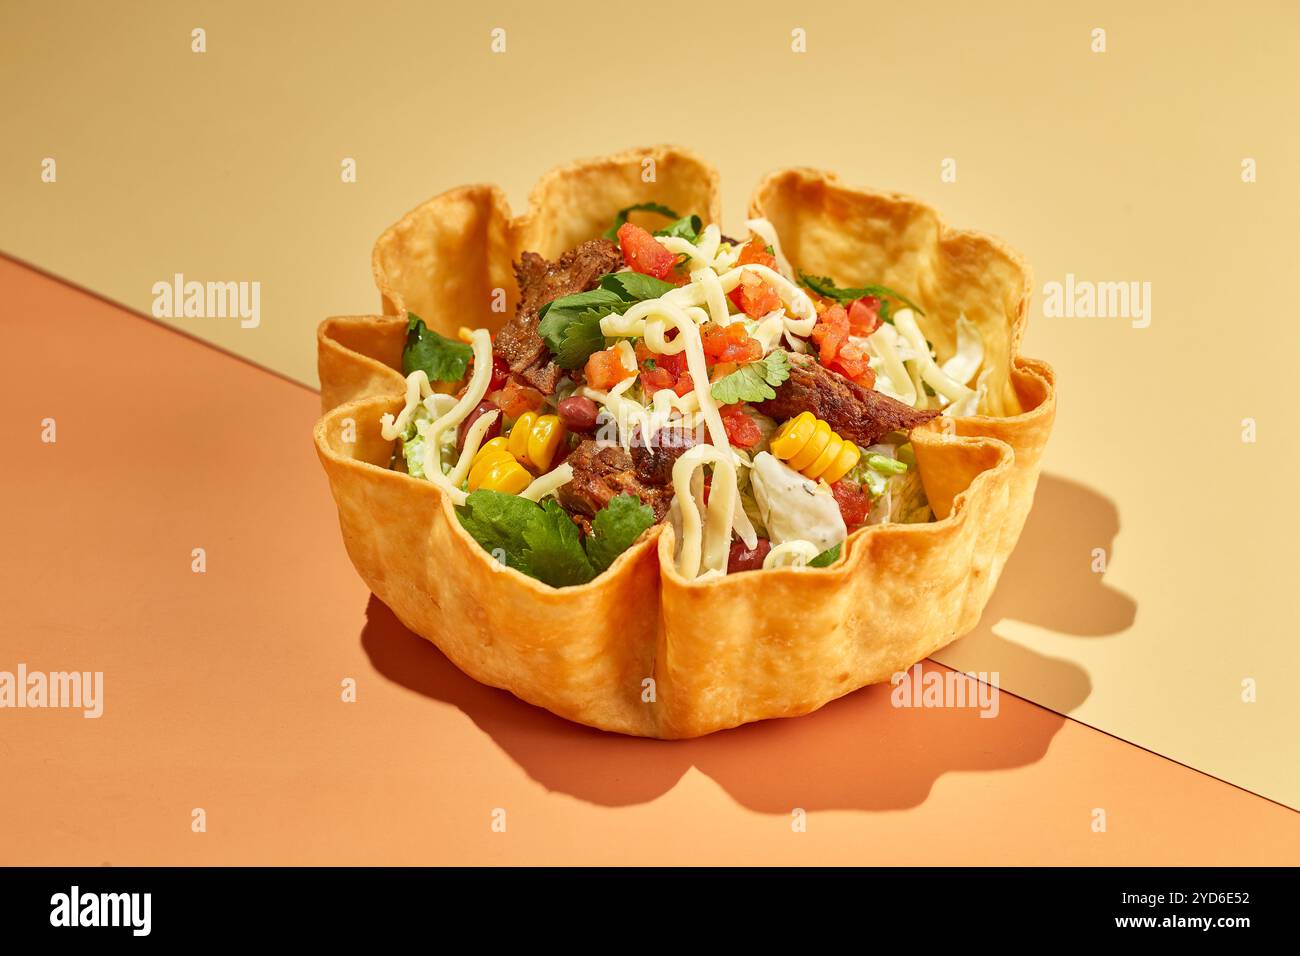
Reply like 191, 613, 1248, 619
797, 273, 925, 319
653, 215, 702, 243
809, 543, 842, 568
602, 202, 680, 240
585, 494, 655, 573
402, 313, 473, 382
456, 487, 657, 587
537, 288, 625, 349
455, 490, 544, 574
599, 272, 677, 302
537, 272, 678, 370
553, 309, 612, 369
536, 288, 626, 369
520, 500, 596, 587
710, 349, 791, 405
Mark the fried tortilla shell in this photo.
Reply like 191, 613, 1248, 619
748, 167, 1055, 553
315, 147, 1056, 738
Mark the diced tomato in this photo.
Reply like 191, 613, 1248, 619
497, 378, 545, 418
812, 304, 877, 387
727, 269, 782, 318
720, 405, 762, 449
667, 263, 693, 287
617, 222, 676, 280
709, 361, 737, 382
854, 366, 877, 389
639, 366, 676, 394
832, 340, 869, 379
636, 342, 687, 377
827, 358, 876, 388
701, 322, 764, 364
700, 323, 726, 359
831, 479, 873, 529
584, 347, 636, 391
810, 303, 850, 365
834, 340, 876, 387
848, 296, 881, 335
636, 343, 693, 396
736, 237, 777, 271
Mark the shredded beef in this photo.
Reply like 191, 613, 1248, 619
629, 426, 697, 487
494, 239, 623, 394
557, 440, 674, 526
758, 354, 940, 446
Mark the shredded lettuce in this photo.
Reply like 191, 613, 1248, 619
940, 315, 984, 386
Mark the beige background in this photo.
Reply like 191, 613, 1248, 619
2, 1, 1297, 809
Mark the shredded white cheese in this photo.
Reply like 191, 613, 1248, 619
623, 297, 730, 455
447, 409, 499, 488
892, 309, 974, 407
521, 462, 575, 501
692, 266, 730, 325
657, 223, 723, 272
762, 539, 821, 569
751, 312, 787, 352
381, 370, 433, 441
861, 323, 918, 406
671, 444, 738, 578
716, 263, 817, 336
416, 328, 495, 506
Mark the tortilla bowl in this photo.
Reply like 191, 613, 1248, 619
314, 146, 1056, 738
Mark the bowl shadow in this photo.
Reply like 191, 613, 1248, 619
361, 474, 1133, 812
932, 474, 1137, 713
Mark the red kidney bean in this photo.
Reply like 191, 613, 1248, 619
727, 537, 772, 574
556, 395, 599, 432
488, 354, 510, 392
458, 401, 502, 451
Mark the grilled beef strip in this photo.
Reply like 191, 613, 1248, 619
494, 238, 623, 394
557, 440, 676, 535
628, 426, 698, 486
758, 353, 940, 447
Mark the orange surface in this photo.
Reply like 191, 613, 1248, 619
1, 255, 1296, 866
